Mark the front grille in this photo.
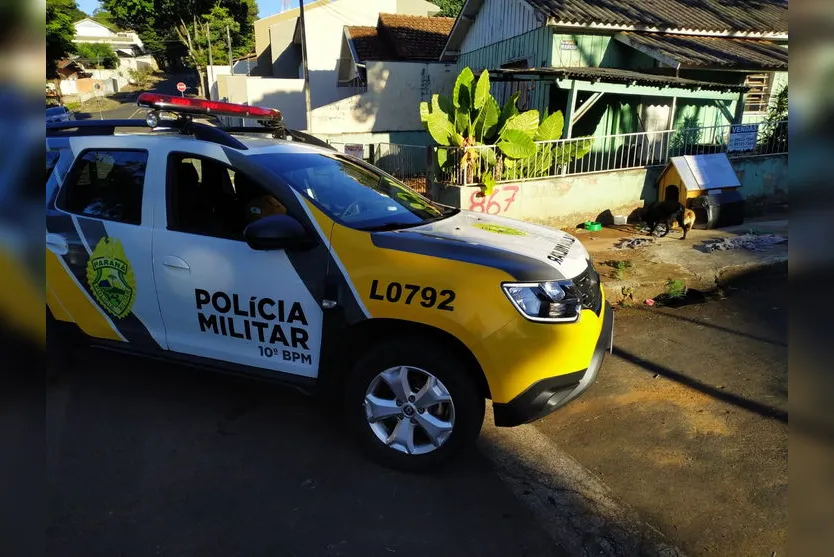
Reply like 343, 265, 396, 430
572, 261, 602, 315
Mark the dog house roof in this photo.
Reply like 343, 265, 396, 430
663, 154, 741, 191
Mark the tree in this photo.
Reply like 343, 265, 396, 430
760, 83, 788, 153
102, 0, 258, 95
75, 42, 120, 69
432, 0, 465, 18
92, 7, 121, 32
46, 0, 81, 79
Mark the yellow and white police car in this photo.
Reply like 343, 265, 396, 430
46, 94, 613, 471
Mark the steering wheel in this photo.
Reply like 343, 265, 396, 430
341, 200, 362, 219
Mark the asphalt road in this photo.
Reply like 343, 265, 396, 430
44, 349, 561, 557
36, 268, 789, 557
74, 72, 200, 120
536, 264, 788, 556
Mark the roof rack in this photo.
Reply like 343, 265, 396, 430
46, 118, 249, 149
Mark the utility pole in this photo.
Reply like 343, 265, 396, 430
226, 25, 233, 74
299, 0, 312, 132
205, 22, 214, 100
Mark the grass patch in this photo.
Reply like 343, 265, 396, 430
604, 259, 633, 280
665, 279, 686, 299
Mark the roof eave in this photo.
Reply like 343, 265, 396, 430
439, 0, 482, 61
614, 32, 680, 70
546, 17, 788, 40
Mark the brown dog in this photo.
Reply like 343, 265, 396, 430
670, 208, 696, 240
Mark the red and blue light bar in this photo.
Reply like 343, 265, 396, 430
137, 93, 282, 121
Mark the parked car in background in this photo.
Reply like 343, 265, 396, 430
46, 105, 74, 123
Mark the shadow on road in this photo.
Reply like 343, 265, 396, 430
627, 304, 787, 347
46, 349, 561, 557
611, 346, 788, 423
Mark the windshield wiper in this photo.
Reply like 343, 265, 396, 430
359, 221, 429, 232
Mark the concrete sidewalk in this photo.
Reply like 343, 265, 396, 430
573, 219, 789, 305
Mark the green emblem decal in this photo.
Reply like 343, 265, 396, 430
86, 237, 136, 319
473, 223, 527, 236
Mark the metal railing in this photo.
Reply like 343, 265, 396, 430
329, 142, 431, 193
437, 120, 788, 185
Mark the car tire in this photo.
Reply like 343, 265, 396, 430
344, 338, 485, 473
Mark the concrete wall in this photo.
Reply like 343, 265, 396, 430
432, 155, 788, 228
731, 155, 788, 200
216, 75, 307, 130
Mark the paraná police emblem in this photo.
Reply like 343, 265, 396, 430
86, 237, 136, 319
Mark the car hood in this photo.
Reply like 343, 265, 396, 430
370, 210, 591, 281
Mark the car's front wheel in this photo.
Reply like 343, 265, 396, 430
344, 339, 485, 473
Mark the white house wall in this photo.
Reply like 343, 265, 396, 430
218, 61, 454, 135
459, 0, 544, 54
311, 61, 455, 134
217, 75, 308, 130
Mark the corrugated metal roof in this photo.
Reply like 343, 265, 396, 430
525, 0, 787, 34
618, 32, 788, 70
488, 67, 749, 92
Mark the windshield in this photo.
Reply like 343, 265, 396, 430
253, 152, 457, 230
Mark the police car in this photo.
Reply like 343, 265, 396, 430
46, 94, 613, 472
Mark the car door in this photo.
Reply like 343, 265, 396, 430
150, 142, 325, 378
46, 137, 167, 350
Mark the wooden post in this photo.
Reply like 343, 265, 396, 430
562, 80, 578, 176
564, 80, 579, 139
425, 145, 435, 198
733, 91, 746, 124
665, 96, 677, 162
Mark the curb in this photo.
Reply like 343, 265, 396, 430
600, 258, 788, 306
480, 406, 687, 557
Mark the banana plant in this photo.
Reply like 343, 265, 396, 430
420, 67, 593, 195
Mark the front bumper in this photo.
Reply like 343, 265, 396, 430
492, 301, 614, 427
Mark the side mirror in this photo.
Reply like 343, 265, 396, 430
243, 214, 314, 251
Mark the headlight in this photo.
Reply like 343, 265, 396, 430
502, 280, 582, 322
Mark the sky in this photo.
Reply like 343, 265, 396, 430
76, 0, 314, 21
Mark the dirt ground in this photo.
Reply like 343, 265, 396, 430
535, 264, 788, 557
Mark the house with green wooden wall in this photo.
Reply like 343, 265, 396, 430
438, 0, 788, 142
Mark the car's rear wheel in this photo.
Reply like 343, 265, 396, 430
344, 339, 484, 473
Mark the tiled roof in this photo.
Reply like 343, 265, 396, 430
377, 13, 456, 60
618, 32, 788, 70
525, 0, 788, 34
488, 66, 749, 92
346, 26, 392, 61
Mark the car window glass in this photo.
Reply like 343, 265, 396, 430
252, 153, 453, 230
167, 153, 288, 240
46, 150, 60, 182
57, 149, 147, 225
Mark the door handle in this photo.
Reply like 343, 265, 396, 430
162, 255, 190, 271
46, 233, 68, 255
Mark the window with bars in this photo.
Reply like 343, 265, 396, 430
744, 73, 773, 113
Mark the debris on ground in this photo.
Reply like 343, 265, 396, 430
653, 288, 708, 308
702, 233, 787, 253
644, 298, 655, 306
615, 237, 657, 249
